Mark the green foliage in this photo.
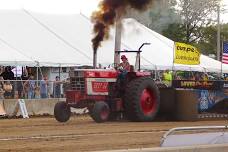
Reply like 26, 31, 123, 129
178, 0, 221, 43
193, 24, 228, 55
162, 23, 228, 55
195, 26, 217, 55
162, 23, 186, 42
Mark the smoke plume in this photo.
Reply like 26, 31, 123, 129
91, 0, 154, 52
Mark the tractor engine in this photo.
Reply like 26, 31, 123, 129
66, 69, 118, 107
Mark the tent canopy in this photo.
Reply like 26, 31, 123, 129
0, 9, 227, 72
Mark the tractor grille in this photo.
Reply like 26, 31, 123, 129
70, 77, 85, 91
69, 71, 85, 91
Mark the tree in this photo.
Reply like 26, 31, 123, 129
148, 0, 180, 33
195, 26, 217, 55
162, 23, 186, 42
196, 24, 228, 55
126, 0, 180, 33
163, 23, 228, 55
178, 0, 221, 43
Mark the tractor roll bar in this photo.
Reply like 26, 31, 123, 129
115, 43, 151, 53
115, 43, 151, 71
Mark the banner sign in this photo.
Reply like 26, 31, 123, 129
172, 80, 224, 90
197, 90, 225, 112
174, 42, 200, 65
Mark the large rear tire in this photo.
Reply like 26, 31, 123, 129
54, 101, 71, 122
124, 77, 160, 121
91, 101, 110, 123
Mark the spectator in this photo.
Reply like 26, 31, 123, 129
0, 76, 4, 86
16, 78, 23, 98
53, 76, 61, 98
195, 72, 201, 81
0, 84, 5, 99
62, 78, 70, 97
24, 75, 35, 99
40, 76, 48, 98
189, 72, 196, 80
163, 70, 172, 86
0, 66, 3, 75
3, 80, 12, 99
174, 71, 182, 80
0, 66, 14, 80
34, 86, 40, 99
202, 73, 209, 81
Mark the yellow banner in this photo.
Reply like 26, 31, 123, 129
174, 42, 200, 65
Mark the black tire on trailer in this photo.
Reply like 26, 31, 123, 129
54, 101, 71, 122
124, 77, 160, 121
91, 101, 110, 123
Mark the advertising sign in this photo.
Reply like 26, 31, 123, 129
172, 80, 223, 90
174, 42, 200, 65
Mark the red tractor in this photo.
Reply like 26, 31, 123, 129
54, 43, 161, 123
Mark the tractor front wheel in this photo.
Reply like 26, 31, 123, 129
91, 101, 110, 123
54, 101, 71, 122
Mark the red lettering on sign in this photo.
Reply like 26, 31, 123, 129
92, 82, 108, 92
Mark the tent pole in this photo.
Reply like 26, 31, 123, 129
172, 43, 176, 82
38, 64, 43, 79
15, 63, 18, 98
59, 64, 61, 80
36, 67, 38, 86
36, 62, 39, 86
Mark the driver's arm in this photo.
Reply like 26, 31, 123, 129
124, 62, 131, 72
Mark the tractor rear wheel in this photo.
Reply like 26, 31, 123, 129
54, 101, 71, 122
124, 77, 160, 121
91, 101, 110, 123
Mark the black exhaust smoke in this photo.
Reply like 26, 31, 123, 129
91, 0, 154, 53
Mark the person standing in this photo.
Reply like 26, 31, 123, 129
24, 75, 35, 99
3, 81, 13, 99
62, 78, 70, 98
0, 66, 14, 80
40, 76, 48, 98
53, 76, 61, 98
0, 84, 5, 99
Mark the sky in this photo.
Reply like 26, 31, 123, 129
0, 0, 227, 22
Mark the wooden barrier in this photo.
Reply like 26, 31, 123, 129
160, 89, 198, 121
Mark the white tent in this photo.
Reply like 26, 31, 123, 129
0, 9, 227, 72
29, 12, 228, 72
0, 10, 92, 67
0, 38, 35, 66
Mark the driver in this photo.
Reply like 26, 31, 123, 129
118, 55, 130, 72
116, 55, 130, 95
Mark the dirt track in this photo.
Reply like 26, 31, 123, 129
0, 115, 227, 152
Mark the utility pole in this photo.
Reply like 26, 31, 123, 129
217, 5, 221, 61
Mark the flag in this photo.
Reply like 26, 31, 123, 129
222, 42, 228, 64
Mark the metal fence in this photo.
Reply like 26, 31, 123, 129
0, 79, 70, 99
